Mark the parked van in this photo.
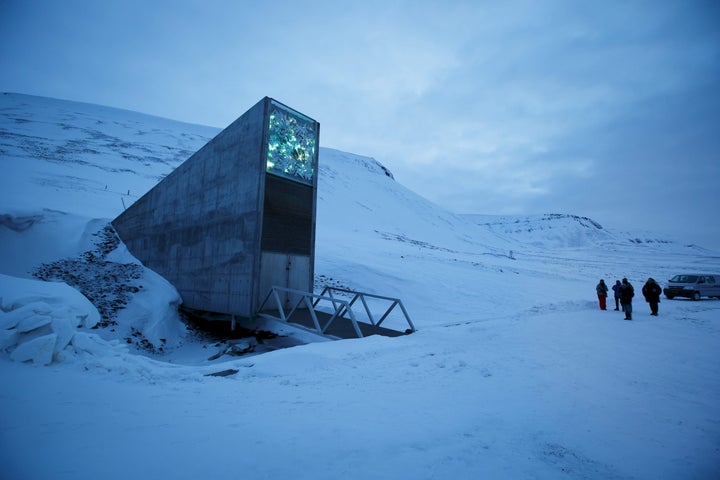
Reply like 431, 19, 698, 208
663, 274, 720, 300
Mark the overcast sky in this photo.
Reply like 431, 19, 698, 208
1, 0, 719, 249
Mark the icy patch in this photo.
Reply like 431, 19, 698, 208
0, 273, 125, 365
10, 333, 57, 365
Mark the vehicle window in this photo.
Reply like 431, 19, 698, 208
706, 276, 716, 284
670, 275, 698, 283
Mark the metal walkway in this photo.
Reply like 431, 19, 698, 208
257, 286, 416, 340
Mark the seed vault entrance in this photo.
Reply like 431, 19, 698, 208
258, 172, 316, 309
112, 97, 319, 319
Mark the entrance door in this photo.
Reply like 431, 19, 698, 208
258, 251, 311, 310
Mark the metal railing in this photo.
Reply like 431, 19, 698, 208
258, 286, 365, 337
314, 286, 416, 333
257, 286, 416, 338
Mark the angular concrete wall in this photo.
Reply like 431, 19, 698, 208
113, 98, 268, 316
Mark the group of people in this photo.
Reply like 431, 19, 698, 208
595, 277, 662, 320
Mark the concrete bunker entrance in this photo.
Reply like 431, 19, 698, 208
111, 97, 319, 320
259, 173, 315, 309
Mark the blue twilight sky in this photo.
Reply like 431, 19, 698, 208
1, 0, 719, 249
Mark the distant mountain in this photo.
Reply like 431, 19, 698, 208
462, 213, 689, 250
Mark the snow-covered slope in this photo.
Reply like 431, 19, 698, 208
1, 92, 719, 480
0, 92, 218, 219
463, 213, 703, 250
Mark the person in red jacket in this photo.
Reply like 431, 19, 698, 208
596, 279, 609, 310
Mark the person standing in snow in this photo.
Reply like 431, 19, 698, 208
612, 280, 622, 311
596, 279, 609, 310
620, 278, 634, 320
642, 277, 662, 316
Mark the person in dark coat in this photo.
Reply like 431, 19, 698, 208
596, 279, 609, 310
642, 277, 662, 316
620, 277, 634, 320
611, 280, 622, 311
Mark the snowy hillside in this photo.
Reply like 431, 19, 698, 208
463, 213, 704, 250
0, 92, 218, 219
1, 93, 719, 479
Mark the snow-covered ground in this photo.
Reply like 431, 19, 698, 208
1, 92, 719, 479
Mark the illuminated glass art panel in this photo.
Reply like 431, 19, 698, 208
266, 101, 318, 184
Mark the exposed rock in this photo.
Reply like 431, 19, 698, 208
33, 225, 142, 327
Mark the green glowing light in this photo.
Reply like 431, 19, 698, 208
266, 103, 317, 184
